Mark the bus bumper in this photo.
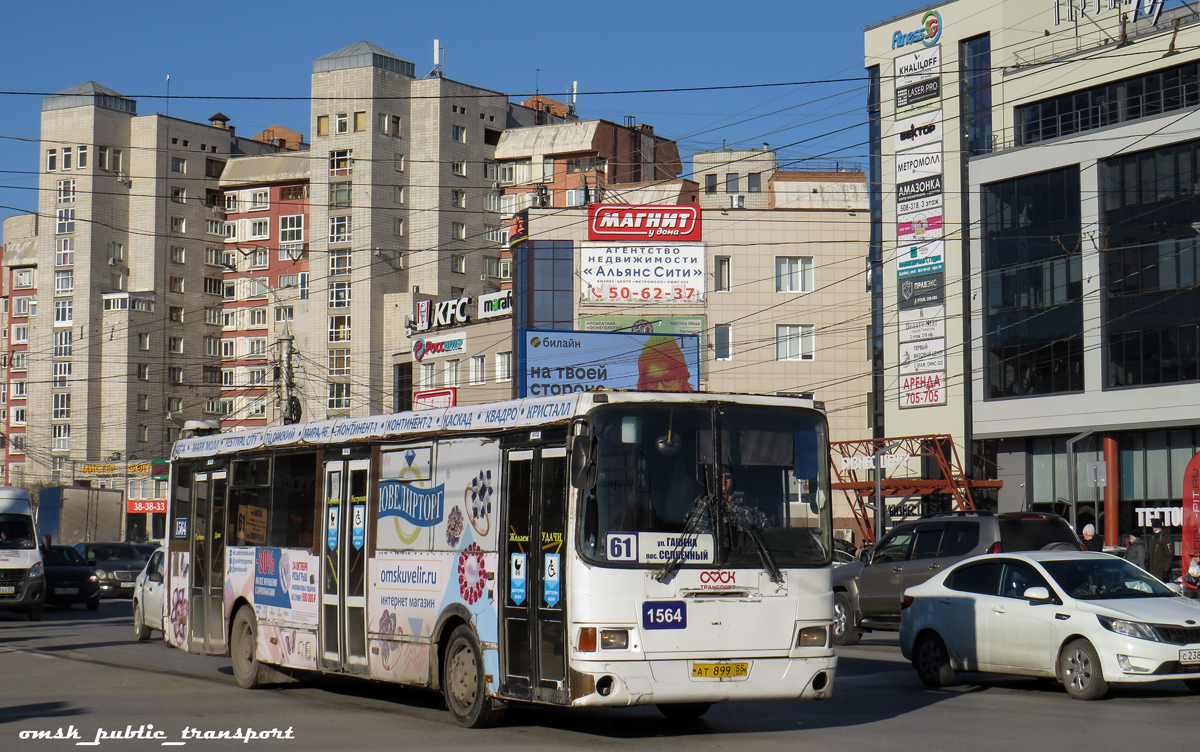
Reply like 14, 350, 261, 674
568, 655, 836, 706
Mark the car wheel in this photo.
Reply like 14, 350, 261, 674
657, 702, 712, 721
86, 594, 100, 611
27, 605, 43, 622
231, 605, 264, 689
1060, 639, 1108, 700
442, 625, 506, 728
133, 601, 151, 640
833, 592, 862, 646
914, 632, 955, 688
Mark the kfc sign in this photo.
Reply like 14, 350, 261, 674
588, 205, 702, 242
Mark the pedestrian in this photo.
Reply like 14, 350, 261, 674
1081, 523, 1103, 551
1147, 525, 1174, 582
1124, 533, 1146, 569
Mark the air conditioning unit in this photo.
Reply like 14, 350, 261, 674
107, 257, 118, 266
492, 182, 501, 190
480, 273, 488, 281
731, 195, 745, 209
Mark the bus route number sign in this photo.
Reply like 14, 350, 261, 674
642, 600, 687, 630
607, 533, 637, 562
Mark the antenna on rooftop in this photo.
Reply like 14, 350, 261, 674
429, 39, 444, 78
569, 80, 578, 116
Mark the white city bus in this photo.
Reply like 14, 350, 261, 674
164, 391, 836, 726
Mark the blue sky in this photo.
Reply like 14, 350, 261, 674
0, 0, 909, 227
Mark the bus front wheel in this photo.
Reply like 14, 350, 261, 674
231, 606, 263, 689
442, 625, 505, 728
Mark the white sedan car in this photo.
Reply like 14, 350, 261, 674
132, 547, 167, 641
900, 551, 1200, 700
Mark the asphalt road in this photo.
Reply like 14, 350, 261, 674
2, 599, 1199, 751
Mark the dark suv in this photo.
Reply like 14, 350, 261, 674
832, 512, 1081, 645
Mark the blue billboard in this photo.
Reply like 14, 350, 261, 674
518, 329, 701, 398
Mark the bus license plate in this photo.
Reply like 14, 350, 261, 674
1180, 649, 1200, 664
692, 662, 749, 679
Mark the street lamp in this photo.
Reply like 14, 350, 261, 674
222, 260, 300, 425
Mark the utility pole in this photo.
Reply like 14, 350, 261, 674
223, 260, 300, 425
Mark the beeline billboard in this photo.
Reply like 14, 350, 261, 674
588, 204, 702, 242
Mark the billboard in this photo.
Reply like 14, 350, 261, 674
580, 242, 705, 303
587, 204, 701, 242
518, 329, 701, 398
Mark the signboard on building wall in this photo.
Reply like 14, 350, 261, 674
477, 289, 513, 320
518, 329, 701, 397
893, 109, 943, 152
894, 45, 941, 115
897, 209, 943, 242
580, 242, 706, 303
896, 241, 944, 278
412, 332, 468, 362
895, 143, 943, 185
587, 205, 701, 242
413, 388, 457, 411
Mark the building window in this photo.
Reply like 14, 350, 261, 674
55, 237, 74, 266
13, 297, 34, 317
205, 158, 224, 177
279, 215, 304, 243
495, 351, 512, 382
77, 145, 87, 168
329, 281, 352, 308
169, 276, 185, 293
54, 329, 73, 357
444, 359, 460, 388
248, 219, 269, 240
329, 248, 352, 275
53, 362, 71, 388
327, 382, 351, 410
249, 308, 267, 327
335, 113, 348, 134
281, 185, 307, 200
705, 174, 717, 193
715, 256, 731, 292
317, 115, 329, 136
11, 352, 27, 371
329, 216, 352, 243
218, 400, 234, 416
52, 424, 71, 451
62, 147, 72, 170
961, 33, 993, 157
776, 324, 814, 361
56, 208, 75, 234
138, 425, 149, 442
171, 217, 186, 234
451, 254, 466, 273
983, 166, 1083, 397
12, 409, 26, 426
247, 396, 266, 417
139, 333, 150, 350
14, 269, 33, 288
394, 186, 406, 204
452, 160, 467, 177
276, 306, 293, 322
329, 182, 352, 209
137, 393, 149, 411
171, 306, 185, 322
248, 247, 269, 268
393, 217, 405, 236
169, 367, 184, 384
204, 336, 220, 356
222, 340, 235, 358
171, 157, 186, 174
775, 256, 813, 293
328, 349, 351, 376
52, 393, 71, 420
169, 336, 184, 353
452, 124, 467, 143
747, 173, 761, 193
224, 192, 240, 212
329, 150, 352, 177
203, 277, 223, 295
12, 381, 26, 398
249, 368, 266, 386
248, 277, 268, 298
53, 269, 73, 295
452, 222, 467, 240
328, 315, 351, 342
47, 149, 57, 171
11, 324, 27, 343
352, 111, 366, 132
112, 149, 123, 173
715, 324, 732, 360
394, 153, 406, 172
54, 299, 73, 325
57, 179, 75, 203
725, 173, 738, 193
137, 364, 150, 381
98, 146, 109, 170
470, 355, 485, 385
171, 186, 186, 204
248, 339, 267, 357
171, 245, 186, 263
452, 189, 466, 208
250, 189, 269, 210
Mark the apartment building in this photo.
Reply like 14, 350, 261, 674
218, 154, 311, 428
0, 82, 287, 486
693, 147, 780, 210
865, 0, 1200, 544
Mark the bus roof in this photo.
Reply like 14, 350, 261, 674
170, 391, 818, 461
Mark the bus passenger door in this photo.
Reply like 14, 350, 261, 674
500, 446, 569, 704
189, 469, 228, 655
320, 458, 371, 673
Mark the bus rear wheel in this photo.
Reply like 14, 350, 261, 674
442, 625, 505, 728
231, 606, 263, 689
657, 702, 712, 721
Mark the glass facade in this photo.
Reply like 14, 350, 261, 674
867, 64, 884, 435
960, 34, 992, 157
1017, 59, 1200, 146
1100, 138, 1200, 388
514, 240, 574, 331
982, 167, 1084, 398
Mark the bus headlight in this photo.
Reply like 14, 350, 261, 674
797, 626, 828, 648
600, 629, 629, 650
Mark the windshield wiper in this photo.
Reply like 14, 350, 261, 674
653, 492, 717, 583
721, 496, 783, 584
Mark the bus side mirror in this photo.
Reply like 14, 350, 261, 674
41, 534, 51, 552
570, 435, 597, 489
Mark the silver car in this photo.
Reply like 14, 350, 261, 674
132, 547, 167, 640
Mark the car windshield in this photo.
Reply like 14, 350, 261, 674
45, 547, 87, 567
0, 514, 36, 550
578, 402, 832, 569
1042, 557, 1176, 599
86, 544, 140, 561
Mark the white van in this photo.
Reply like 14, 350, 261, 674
0, 488, 45, 620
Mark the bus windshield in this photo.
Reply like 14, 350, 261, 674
578, 403, 831, 569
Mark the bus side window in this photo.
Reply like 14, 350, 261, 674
271, 453, 317, 550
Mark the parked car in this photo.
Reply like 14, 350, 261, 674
900, 551, 1200, 700
132, 547, 167, 640
74, 542, 145, 598
833, 512, 1082, 644
42, 545, 100, 610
